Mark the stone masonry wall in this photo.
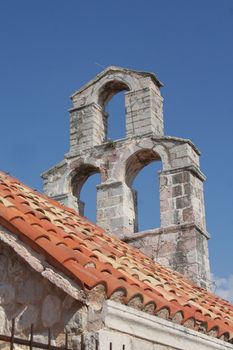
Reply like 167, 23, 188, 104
0, 242, 87, 348
70, 103, 105, 152
125, 224, 211, 289
125, 87, 163, 137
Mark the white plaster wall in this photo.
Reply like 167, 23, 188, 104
96, 301, 233, 350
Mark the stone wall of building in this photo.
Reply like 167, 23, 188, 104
124, 223, 211, 289
0, 242, 87, 348
0, 239, 228, 350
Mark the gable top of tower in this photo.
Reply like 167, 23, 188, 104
0, 170, 233, 343
71, 66, 163, 101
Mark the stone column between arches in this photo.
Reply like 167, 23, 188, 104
96, 181, 136, 238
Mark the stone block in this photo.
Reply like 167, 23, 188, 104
172, 173, 183, 184
182, 207, 194, 222
160, 211, 173, 227
160, 199, 169, 213
176, 196, 189, 209
172, 185, 182, 197
184, 183, 192, 195
171, 158, 189, 168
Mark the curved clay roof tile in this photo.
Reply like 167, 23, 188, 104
0, 171, 232, 343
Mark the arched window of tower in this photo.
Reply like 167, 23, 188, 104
98, 80, 129, 141
71, 165, 101, 222
105, 91, 126, 140
133, 161, 161, 231
125, 149, 162, 232
79, 173, 101, 222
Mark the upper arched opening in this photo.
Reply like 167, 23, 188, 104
98, 80, 130, 141
98, 80, 130, 108
69, 67, 164, 152
71, 66, 162, 110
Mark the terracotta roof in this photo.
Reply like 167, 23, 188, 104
0, 171, 233, 343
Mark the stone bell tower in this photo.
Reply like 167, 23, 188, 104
42, 66, 211, 289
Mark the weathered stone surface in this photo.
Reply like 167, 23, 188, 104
0, 242, 86, 347
125, 224, 211, 290
32, 333, 48, 345
64, 307, 85, 333
42, 295, 61, 327
0, 307, 7, 333
17, 304, 39, 330
0, 283, 15, 305
172, 185, 182, 197
176, 196, 189, 209
17, 278, 43, 304
0, 255, 8, 282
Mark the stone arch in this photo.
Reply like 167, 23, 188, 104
97, 80, 130, 108
71, 67, 145, 108
125, 149, 161, 186
102, 139, 170, 186
153, 145, 169, 170
71, 164, 101, 216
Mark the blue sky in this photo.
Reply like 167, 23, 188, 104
0, 1, 232, 298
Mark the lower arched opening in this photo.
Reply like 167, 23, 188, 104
71, 164, 101, 222
125, 149, 162, 232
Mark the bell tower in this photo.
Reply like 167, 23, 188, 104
42, 66, 211, 289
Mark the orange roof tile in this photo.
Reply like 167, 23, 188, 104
0, 171, 233, 342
